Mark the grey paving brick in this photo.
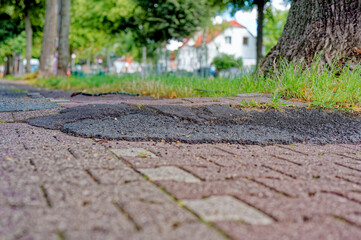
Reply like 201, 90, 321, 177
89, 168, 143, 184
138, 166, 201, 183
213, 216, 361, 240
0, 184, 47, 207
111, 148, 158, 158
126, 155, 216, 168
156, 179, 278, 200
130, 221, 224, 240
182, 196, 274, 224
13, 108, 61, 121
122, 199, 197, 232
0, 112, 14, 122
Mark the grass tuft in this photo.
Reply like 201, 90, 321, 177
12, 59, 360, 111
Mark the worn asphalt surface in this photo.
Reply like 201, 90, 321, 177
1, 80, 361, 240
27, 100, 361, 145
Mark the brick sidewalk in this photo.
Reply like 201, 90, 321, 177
0, 81, 360, 239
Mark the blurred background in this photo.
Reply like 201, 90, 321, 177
0, 0, 289, 79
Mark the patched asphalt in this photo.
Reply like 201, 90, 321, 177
27, 104, 361, 145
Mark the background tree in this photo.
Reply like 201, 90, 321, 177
263, 6, 288, 54
38, 0, 58, 78
0, 0, 44, 73
57, 0, 71, 77
260, 0, 361, 71
210, 0, 270, 67
129, 0, 212, 44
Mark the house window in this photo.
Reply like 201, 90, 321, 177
243, 37, 249, 46
225, 36, 232, 44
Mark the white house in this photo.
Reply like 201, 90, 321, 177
177, 20, 256, 72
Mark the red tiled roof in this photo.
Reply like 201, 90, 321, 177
229, 20, 245, 28
193, 20, 244, 47
193, 26, 223, 47
179, 38, 190, 49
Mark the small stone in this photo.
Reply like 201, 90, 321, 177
182, 196, 274, 225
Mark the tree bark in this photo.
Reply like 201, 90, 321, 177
256, 0, 265, 67
25, 11, 32, 74
57, 0, 71, 77
260, 0, 361, 72
38, 0, 58, 78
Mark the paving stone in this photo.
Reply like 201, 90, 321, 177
156, 179, 278, 200
3, 82, 361, 239
180, 164, 290, 181
111, 148, 158, 158
0, 112, 14, 122
138, 166, 201, 183
13, 108, 61, 121
130, 221, 224, 240
126, 155, 216, 168
88, 168, 143, 184
122, 199, 197, 232
62, 231, 120, 240
18, 232, 60, 240
213, 216, 361, 240
0, 184, 47, 207
0, 207, 51, 240
37, 202, 137, 235
182, 196, 274, 224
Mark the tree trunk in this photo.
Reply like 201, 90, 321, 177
4, 55, 11, 76
260, 0, 361, 72
256, 0, 265, 67
38, 0, 58, 78
25, 11, 32, 74
57, 0, 71, 77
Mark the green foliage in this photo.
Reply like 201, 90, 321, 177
212, 54, 243, 70
0, 31, 26, 63
0, 0, 45, 62
130, 0, 213, 44
209, 0, 271, 15
0, 0, 45, 42
68, 0, 213, 64
263, 7, 288, 53
0, 12, 23, 43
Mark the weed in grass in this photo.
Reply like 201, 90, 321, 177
241, 99, 261, 108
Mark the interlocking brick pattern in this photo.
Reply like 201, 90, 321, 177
2, 124, 361, 239
0, 124, 221, 239
105, 140, 361, 239
1, 81, 360, 239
